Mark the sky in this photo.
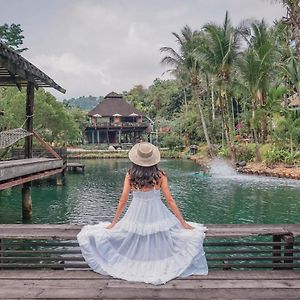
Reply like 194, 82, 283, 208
0, 0, 285, 100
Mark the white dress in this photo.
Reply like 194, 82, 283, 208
77, 189, 208, 285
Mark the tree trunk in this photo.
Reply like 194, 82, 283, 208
211, 84, 215, 123
183, 88, 188, 114
291, 5, 300, 65
251, 97, 261, 162
284, 2, 300, 64
219, 92, 230, 146
192, 85, 212, 156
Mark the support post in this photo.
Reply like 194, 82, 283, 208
92, 130, 95, 144
283, 235, 294, 269
118, 129, 121, 144
56, 174, 63, 186
272, 235, 282, 270
22, 183, 32, 219
22, 82, 34, 219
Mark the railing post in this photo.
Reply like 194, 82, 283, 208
283, 234, 294, 269
272, 234, 282, 270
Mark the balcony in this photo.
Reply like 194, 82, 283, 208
86, 122, 149, 129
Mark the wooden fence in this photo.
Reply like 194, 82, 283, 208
0, 224, 299, 270
0, 224, 300, 270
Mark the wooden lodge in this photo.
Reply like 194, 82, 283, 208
85, 92, 151, 146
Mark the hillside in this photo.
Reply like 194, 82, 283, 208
63, 96, 103, 111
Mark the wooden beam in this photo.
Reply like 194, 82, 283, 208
7, 71, 22, 91
0, 168, 64, 190
0, 47, 66, 94
32, 131, 61, 159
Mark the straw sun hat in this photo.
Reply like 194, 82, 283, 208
128, 142, 160, 167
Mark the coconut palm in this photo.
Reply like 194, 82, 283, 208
237, 20, 278, 159
196, 11, 241, 159
160, 26, 212, 153
274, 0, 300, 64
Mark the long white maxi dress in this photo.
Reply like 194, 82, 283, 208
77, 189, 208, 285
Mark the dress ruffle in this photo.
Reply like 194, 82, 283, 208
77, 190, 208, 285
115, 217, 179, 235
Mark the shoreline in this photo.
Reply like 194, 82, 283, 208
67, 148, 300, 180
189, 154, 300, 180
237, 162, 300, 180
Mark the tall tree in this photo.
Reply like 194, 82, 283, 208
238, 20, 278, 151
160, 26, 212, 153
275, 0, 300, 64
198, 11, 241, 158
0, 23, 28, 52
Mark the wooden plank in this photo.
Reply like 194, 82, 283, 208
1, 270, 300, 280
107, 278, 300, 289
0, 287, 103, 299
32, 131, 61, 159
0, 168, 64, 190
102, 288, 300, 299
0, 158, 63, 181
0, 279, 107, 289
0, 224, 299, 239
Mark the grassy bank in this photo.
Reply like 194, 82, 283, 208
67, 148, 181, 159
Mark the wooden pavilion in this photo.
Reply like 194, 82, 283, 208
85, 92, 151, 146
0, 40, 66, 218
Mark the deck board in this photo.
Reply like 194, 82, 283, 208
0, 270, 300, 299
0, 158, 63, 181
1, 224, 299, 239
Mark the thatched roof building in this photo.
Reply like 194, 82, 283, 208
85, 92, 151, 146
87, 92, 144, 117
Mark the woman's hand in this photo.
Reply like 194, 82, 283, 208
106, 222, 116, 229
181, 221, 194, 230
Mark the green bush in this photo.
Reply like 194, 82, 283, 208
218, 146, 230, 158
264, 148, 297, 165
235, 143, 256, 162
159, 133, 183, 150
283, 151, 300, 165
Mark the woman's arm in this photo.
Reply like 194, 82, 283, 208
106, 173, 131, 229
161, 174, 194, 229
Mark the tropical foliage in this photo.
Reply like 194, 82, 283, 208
2, 1, 300, 166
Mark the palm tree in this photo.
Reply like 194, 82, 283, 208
237, 20, 278, 150
196, 11, 241, 159
160, 26, 212, 154
274, 0, 300, 64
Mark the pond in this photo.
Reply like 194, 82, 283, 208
0, 158, 300, 224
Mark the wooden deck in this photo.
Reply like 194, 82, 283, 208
1, 269, 300, 299
0, 158, 63, 190
0, 224, 300, 299
66, 162, 85, 172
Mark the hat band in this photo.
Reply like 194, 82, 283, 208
137, 148, 153, 158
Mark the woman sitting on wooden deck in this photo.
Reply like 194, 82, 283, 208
77, 142, 208, 285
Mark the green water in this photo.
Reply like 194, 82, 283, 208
0, 159, 300, 224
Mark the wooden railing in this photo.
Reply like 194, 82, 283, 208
0, 224, 300, 270
87, 122, 149, 128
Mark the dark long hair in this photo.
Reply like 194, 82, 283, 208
128, 163, 164, 190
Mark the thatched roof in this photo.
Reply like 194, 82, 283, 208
0, 41, 65, 93
87, 92, 145, 117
